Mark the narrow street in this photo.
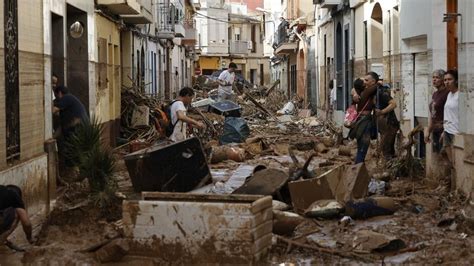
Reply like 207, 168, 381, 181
1, 0, 474, 265
2, 87, 474, 264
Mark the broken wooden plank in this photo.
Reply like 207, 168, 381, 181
265, 79, 281, 96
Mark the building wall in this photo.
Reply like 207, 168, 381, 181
197, 7, 228, 56
66, 0, 97, 115
0, 0, 54, 226
316, 7, 334, 113
271, 59, 288, 96
263, 0, 281, 57
95, 14, 121, 146
314, 1, 400, 117
0, 0, 46, 165
452, 0, 474, 198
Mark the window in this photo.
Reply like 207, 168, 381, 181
251, 25, 256, 53
290, 64, 297, 97
234, 27, 241, 40
136, 49, 140, 86
4, 0, 20, 161
151, 51, 157, 95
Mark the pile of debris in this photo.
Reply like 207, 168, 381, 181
120, 83, 165, 144
117, 78, 474, 264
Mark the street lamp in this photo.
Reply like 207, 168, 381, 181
70, 21, 84, 39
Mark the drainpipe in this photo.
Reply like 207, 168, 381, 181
351, 7, 355, 95
387, 9, 392, 84
412, 53, 416, 130
132, 33, 135, 83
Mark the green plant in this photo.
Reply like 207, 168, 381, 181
64, 116, 103, 167
64, 117, 116, 192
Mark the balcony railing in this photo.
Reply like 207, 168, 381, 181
229, 40, 248, 55
157, 3, 173, 32
274, 21, 289, 48
156, 2, 175, 39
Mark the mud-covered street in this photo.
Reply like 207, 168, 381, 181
2, 108, 473, 264
1, 0, 474, 264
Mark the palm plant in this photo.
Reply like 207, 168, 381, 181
64, 117, 116, 192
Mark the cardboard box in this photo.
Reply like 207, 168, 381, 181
288, 163, 370, 212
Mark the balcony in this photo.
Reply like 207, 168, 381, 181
273, 22, 297, 55
174, 23, 185, 38
182, 20, 196, 46
314, 0, 341, 8
229, 40, 248, 55
121, 2, 153, 24
156, 3, 174, 39
97, 0, 140, 14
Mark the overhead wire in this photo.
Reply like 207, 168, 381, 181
195, 10, 274, 25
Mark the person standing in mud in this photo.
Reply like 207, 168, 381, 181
441, 69, 460, 190
374, 81, 399, 160
425, 69, 449, 153
329, 80, 336, 118
0, 185, 34, 250
350, 72, 379, 164
53, 86, 89, 168
217, 62, 237, 101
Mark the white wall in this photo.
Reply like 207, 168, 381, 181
196, 8, 228, 55
42, 0, 97, 138
430, 0, 447, 70
458, 0, 474, 134
263, 0, 282, 57
400, 0, 432, 48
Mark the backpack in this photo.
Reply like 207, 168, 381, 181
163, 100, 178, 137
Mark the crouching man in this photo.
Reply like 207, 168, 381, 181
1, 185, 34, 249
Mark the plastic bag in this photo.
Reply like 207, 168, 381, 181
277, 101, 295, 115
219, 117, 250, 144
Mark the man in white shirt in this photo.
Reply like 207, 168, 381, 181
170, 87, 205, 142
217, 62, 237, 101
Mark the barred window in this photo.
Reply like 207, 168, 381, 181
4, 0, 20, 161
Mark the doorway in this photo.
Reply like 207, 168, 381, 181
52, 13, 64, 84
67, 4, 89, 111
250, 69, 257, 85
